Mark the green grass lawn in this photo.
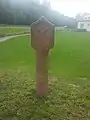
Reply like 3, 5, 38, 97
0, 32, 90, 120
0, 26, 29, 37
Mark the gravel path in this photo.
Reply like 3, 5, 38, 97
0, 34, 29, 42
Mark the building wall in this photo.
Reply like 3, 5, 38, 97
77, 22, 90, 31
84, 15, 90, 20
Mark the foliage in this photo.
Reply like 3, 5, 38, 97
0, 0, 76, 28
76, 29, 87, 32
0, 66, 90, 120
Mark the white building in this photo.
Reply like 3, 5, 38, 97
77, 13, 90, 31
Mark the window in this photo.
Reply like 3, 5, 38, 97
80, 23, 84, 29
84, 17, 87, 20
88, 17, 90, 20
87, 23, 90, 28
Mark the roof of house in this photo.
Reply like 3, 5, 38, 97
77, 20, 90, 22
76, 13, 90, 22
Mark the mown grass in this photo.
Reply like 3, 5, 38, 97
0, 32, 90, 77
50, 31, 90, 77
0, 26, 29, 37
0, 69, 90, 120
0, 32, 90, 120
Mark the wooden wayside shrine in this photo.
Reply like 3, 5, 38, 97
31, 16, 54, 96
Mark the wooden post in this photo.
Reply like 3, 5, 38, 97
31, 16, 54, 96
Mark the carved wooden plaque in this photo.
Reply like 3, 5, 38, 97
31, 16, 54, 52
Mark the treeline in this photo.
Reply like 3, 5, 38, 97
0, 0, 76, 28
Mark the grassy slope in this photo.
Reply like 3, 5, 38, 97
0, 31, 90, 77
0, 26, 29, 37
0, 32, 90, 120
50, 31, 90, 77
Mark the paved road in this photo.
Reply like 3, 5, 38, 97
0, 34, 29, 42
